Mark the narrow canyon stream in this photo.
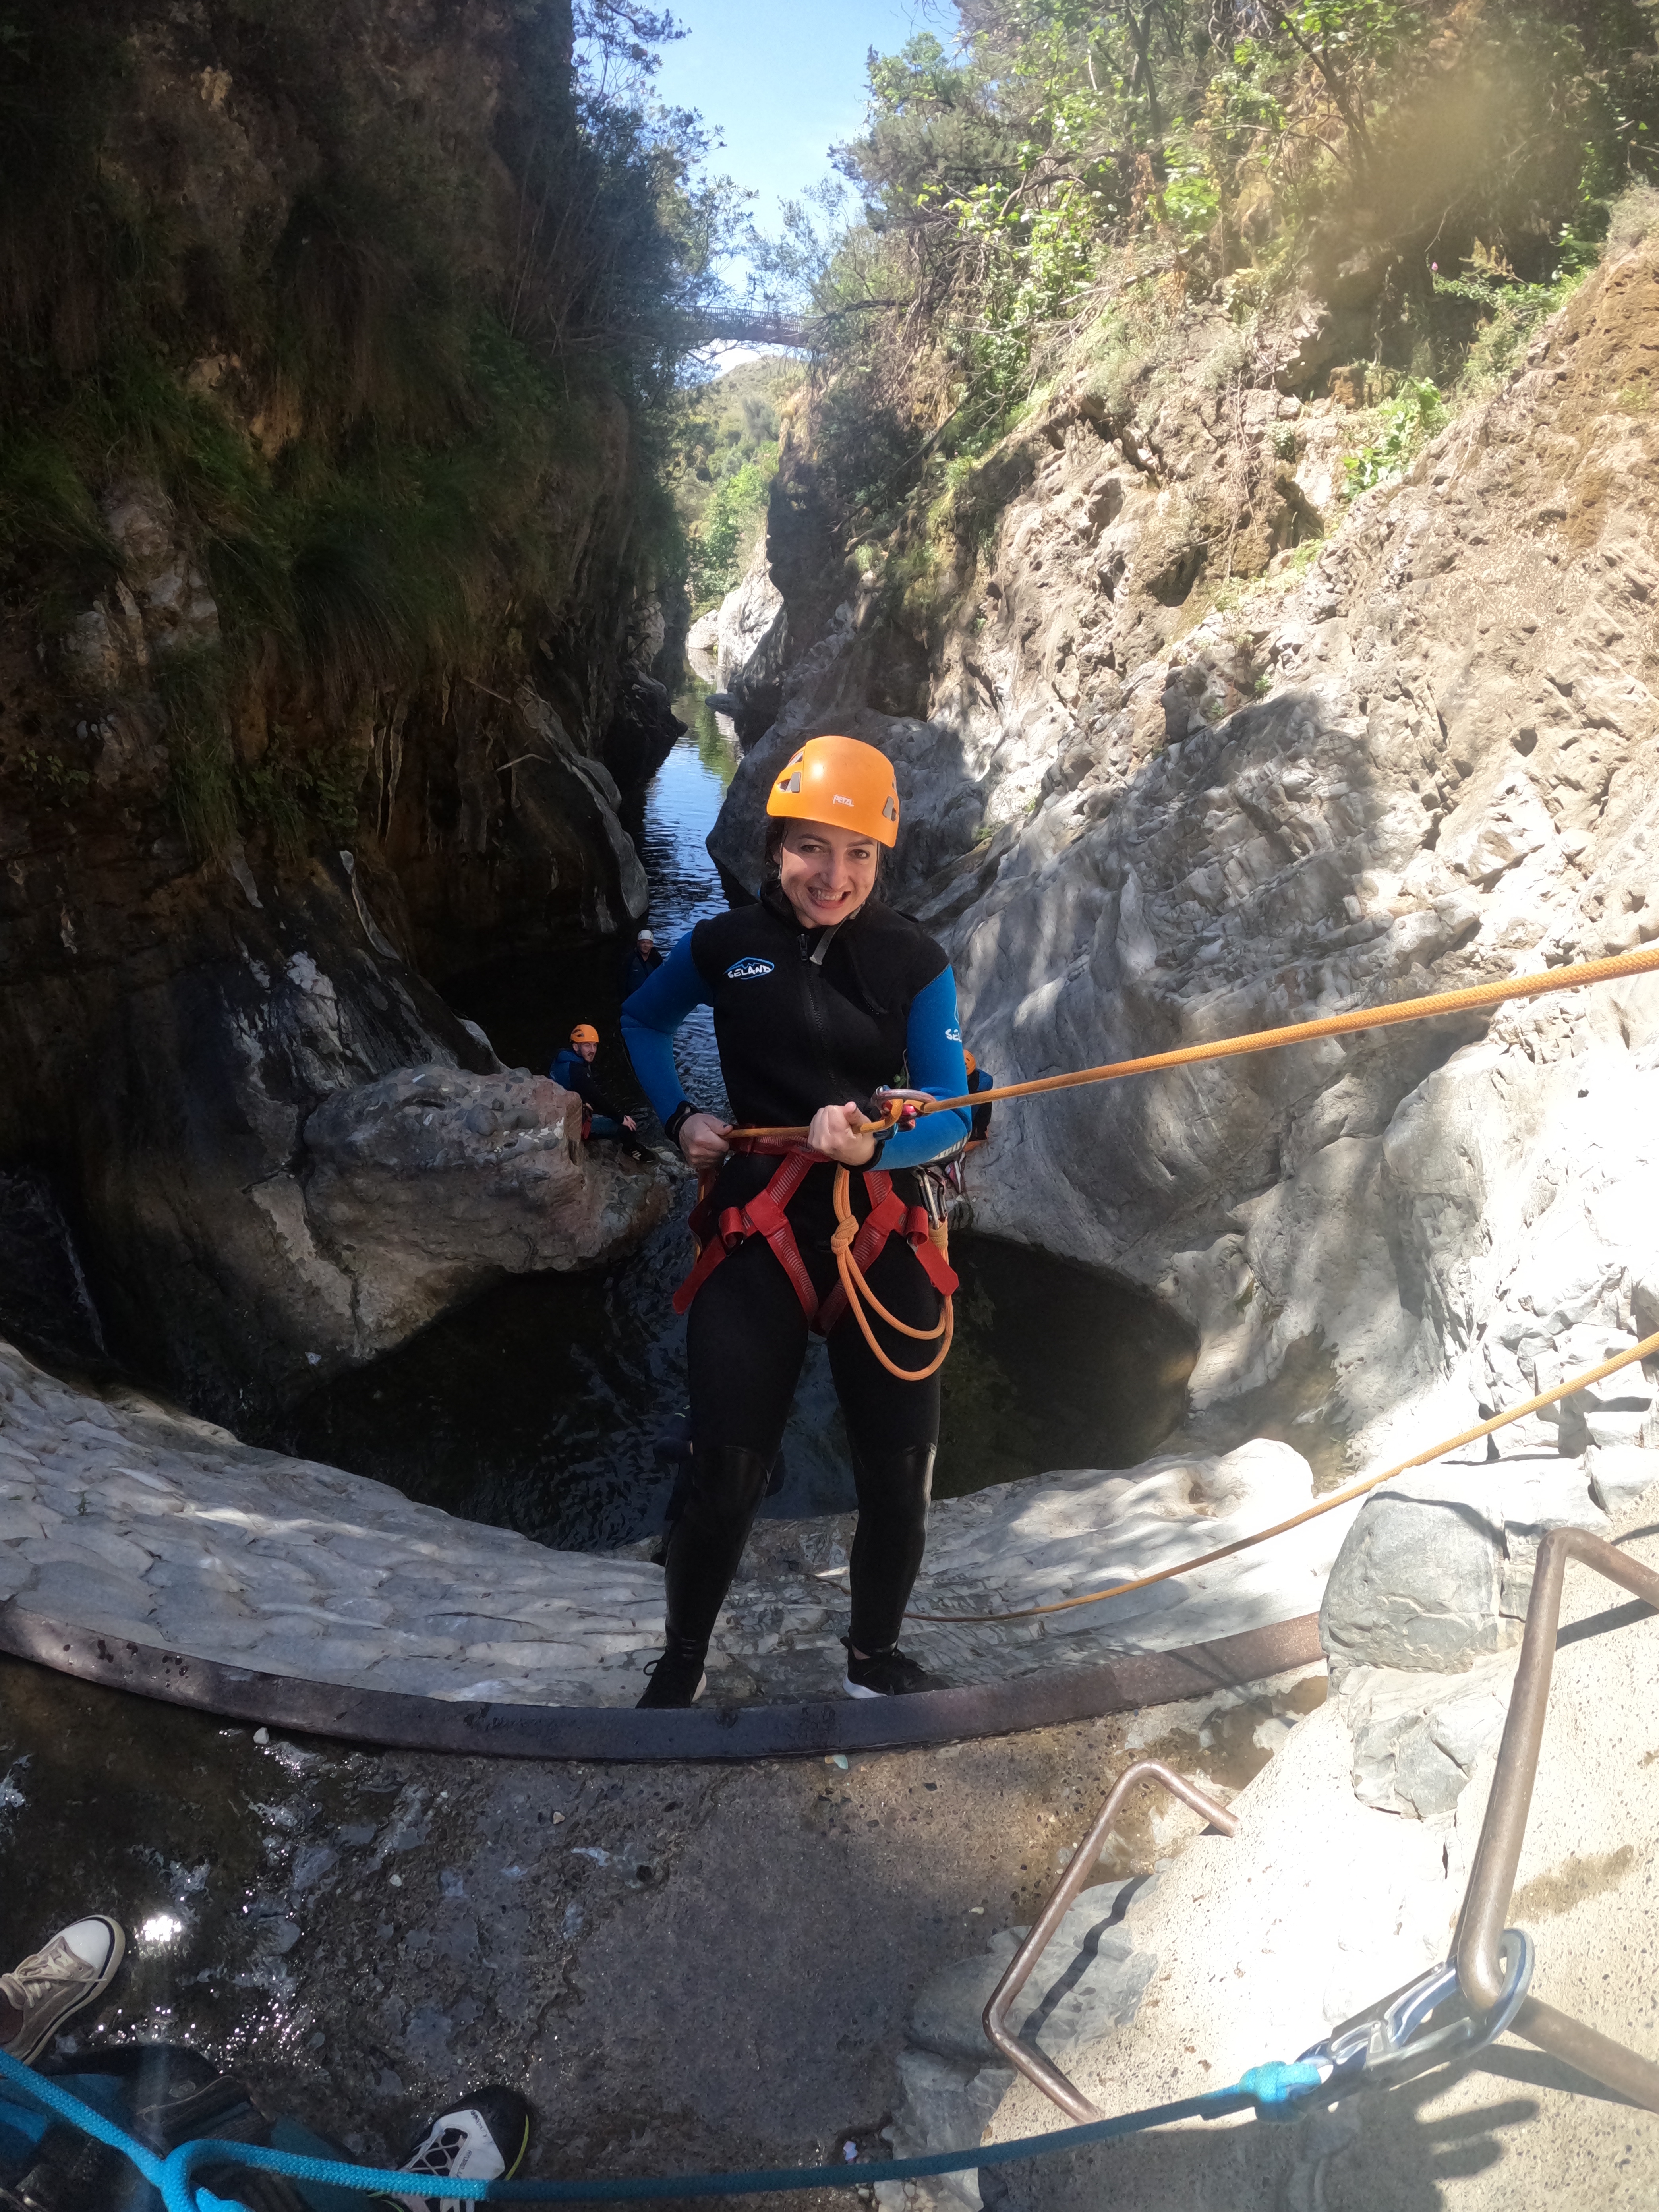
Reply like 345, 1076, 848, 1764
274, 687, 1197, 1551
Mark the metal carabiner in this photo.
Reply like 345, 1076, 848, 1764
1296, 1928, 1533, 2093
872, 1085, 933, 1130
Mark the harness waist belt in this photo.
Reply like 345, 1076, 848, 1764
672, 1147, 958, 1331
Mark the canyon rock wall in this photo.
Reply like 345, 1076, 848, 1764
3, 827, 665, 1423
715, 234, 1659, 1480
0, 1, 677, 1413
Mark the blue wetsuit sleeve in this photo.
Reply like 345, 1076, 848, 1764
881, 966, 973, 1170
621, 932, 712, 1123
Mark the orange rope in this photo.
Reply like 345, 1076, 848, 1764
830, 1164, 954, 1382
731, 941, 1659, 1146
904, 1327, 1659, 1624
717, 942, 1659, 1478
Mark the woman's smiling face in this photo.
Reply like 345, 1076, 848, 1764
776, 819, 880, 930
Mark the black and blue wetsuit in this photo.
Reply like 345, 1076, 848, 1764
622, 885, 970, 1665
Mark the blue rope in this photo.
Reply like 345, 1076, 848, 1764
0, 2047, 1323, 2210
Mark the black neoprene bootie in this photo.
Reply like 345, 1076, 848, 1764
842, 1639, 951, 1698
636, 1636, 708, 1709
637, 1444, 772, 1708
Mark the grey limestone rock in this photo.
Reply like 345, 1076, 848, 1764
893, 2050, 1016, 2212
715, 540, 788, 734
899, 1885, 1156, 2206
1338, 1654, 1517, 1818
1586, 1444, 1659, 1512
1319, 1460, 1608, 1684
301, 1065, 670, 1367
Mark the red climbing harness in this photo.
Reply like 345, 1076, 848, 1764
672, 1140, 959, 1332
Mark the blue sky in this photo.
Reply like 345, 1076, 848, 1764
652, 0, 940, 238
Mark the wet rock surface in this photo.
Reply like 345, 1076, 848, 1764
0, 1170, 109, 1377
0, 1653, 1317, 2202
0, 824, 669, 1426
0, 1338, 671, 1707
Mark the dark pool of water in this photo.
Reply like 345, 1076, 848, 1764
278, 696, 1197, 1548
278, 1218, 1196, 1550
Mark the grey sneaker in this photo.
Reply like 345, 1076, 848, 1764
0, 1916, 126, 2064
371, 2086, 531, 2211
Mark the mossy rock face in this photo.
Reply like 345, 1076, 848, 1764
0, 0, 696, 1407
0, 0, 685, 748
866, 625, 931, 717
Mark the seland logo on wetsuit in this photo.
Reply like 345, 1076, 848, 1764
725, 957, 775, 980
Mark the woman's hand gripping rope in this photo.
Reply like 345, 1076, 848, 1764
824, 1092, 952, 1382
808, 1100, 881, 1166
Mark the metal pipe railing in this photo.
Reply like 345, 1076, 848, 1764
1454, 1524, 1659, 2110
988, 1525, 1659, 2124
982, 1759, 1239, 2123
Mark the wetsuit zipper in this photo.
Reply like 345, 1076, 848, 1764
799, 922, 849, 1113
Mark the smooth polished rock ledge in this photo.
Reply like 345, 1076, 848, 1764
0, 1334, 1347, 1728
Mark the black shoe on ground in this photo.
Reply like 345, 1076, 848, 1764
636, 1642, 708, 1708
842, 1640, 950, 1698
372, 2084, 531, 2212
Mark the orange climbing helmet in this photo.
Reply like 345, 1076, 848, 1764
570, 1023, 600, 1044
766, 735, 900, 849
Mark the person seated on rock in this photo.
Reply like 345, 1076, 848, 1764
621, 733, 972, 1708
549, 1024, 651, 1161
625, 927, 665, 998
0, 1911, 530, 2212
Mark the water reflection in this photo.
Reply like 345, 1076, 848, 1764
280, 699, 1196, 1548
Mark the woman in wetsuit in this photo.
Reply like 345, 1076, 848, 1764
621, 735, 971, 1708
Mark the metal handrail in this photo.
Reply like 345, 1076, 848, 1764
1454, 1524, 1659, 2111
982, 1759, 1240, 2123
985, 1526, 1659, 2125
